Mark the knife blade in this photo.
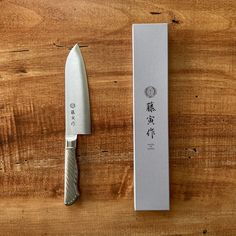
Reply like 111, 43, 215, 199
64, 44, 91, 206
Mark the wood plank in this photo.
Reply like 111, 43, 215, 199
0, 198, 236, 235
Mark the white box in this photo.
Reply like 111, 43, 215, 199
132, 23, 169, 211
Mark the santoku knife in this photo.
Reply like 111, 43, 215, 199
64, 44, 91, 206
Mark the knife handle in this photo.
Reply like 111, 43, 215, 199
64, 139, 79, 205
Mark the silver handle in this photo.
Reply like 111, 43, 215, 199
64, 139, 79, 205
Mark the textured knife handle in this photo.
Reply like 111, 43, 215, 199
64, 141, 79, 206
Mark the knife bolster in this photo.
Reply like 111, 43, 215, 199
66, 139, 77, 148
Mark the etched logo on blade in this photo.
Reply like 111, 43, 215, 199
70, 103, 75, 109
70, 103, 76, 126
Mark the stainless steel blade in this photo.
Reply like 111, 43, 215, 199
65, 44, 91, 139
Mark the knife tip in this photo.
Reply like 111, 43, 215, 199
72, 43, 80, 51
66, 44, 81, 62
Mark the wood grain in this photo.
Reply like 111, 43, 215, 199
0, 0, 235, 235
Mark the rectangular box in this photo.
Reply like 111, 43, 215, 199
132, 23, 169, 210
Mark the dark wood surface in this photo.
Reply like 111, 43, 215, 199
0, 0, 235, 235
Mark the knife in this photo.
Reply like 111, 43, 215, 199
64, 44, 91, 206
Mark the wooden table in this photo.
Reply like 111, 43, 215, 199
0, 0, 235, 235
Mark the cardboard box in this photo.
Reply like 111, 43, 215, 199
132, 23, 169, 211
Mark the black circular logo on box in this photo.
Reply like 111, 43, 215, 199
145, 86, 157, 98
